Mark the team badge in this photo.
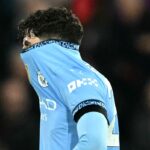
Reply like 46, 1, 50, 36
37, 71, 48, 87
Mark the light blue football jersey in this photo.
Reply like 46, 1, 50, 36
20, 40, 120, 150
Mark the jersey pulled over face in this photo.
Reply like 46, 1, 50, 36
20, 40, 120, 150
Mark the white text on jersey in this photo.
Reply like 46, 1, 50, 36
68, 78, 99, 93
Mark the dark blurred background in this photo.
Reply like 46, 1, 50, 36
0, 0, 150, 150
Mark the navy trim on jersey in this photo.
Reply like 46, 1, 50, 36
72, 99, 109, 124
21, 39, 79, 53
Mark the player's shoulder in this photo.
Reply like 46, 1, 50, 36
99, 73, 112, 90
84, 62, 112, 88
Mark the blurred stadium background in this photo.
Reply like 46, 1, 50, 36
0, 0, 150, 150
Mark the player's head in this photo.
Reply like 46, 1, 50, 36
17, 7, 84, 49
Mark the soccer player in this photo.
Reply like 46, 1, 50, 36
17, 7, 120, 150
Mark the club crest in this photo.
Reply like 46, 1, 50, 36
37, 71, 48, 87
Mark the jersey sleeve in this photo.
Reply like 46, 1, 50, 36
63, 75, 109, 123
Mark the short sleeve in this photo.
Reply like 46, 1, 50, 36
63, 76, 109, 123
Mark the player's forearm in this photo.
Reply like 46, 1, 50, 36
73, 112, 108, 150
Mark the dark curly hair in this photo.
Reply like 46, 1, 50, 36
17, 7, 84, 44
